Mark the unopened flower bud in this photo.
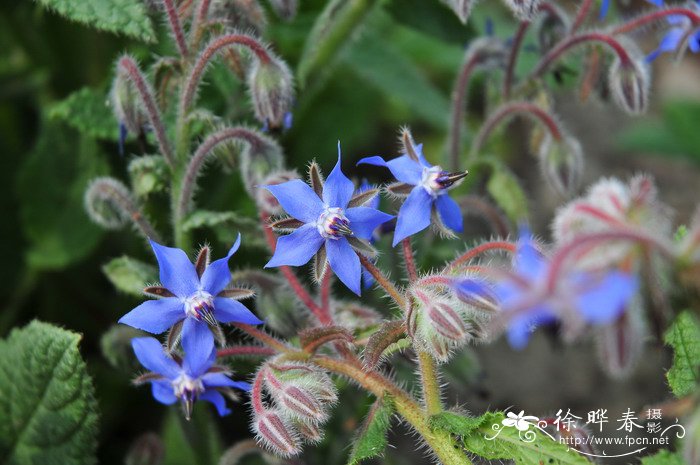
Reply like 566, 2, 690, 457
255, 170, 300, 215
111, 65, 147, 135
254, 410, 301, 457
534, 131, 584, 198
268, 0, 298, 20
296, 421, 324, 444
278, 384, 326, 421
125, 432, 164, 465
594, 303, 646, 379
536, 5, 569, 53
440, 0, 475, 23
247, 56, 294, 129
609, 57, 650, 115
84, 177, 135, 229
503, 0, 542, 20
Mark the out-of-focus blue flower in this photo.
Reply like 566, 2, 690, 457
119, 235, 263, 352
600, 0, 663, 20
263, 143, 393, 295
131, 337, 249, 419
493, 228, 638, 349
357, 144, 466, 247
646, 1, 700, 61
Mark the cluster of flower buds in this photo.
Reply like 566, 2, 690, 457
251, 359, 338, 456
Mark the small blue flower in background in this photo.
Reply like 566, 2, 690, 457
358, 143, 467, 246
132, 337, 250, 419
263, 143, 393, 296
646, 1, 700, 61
492, 228, 638, 349
119, 234, 263, 352
599, 0, 663, 20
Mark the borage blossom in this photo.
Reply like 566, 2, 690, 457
119, 234, 262, 350
646, 1, 700, 61
264, 144, 393, 295
131, 337, 249, 419
486, 228, 638, 348
358, 143, 467, 246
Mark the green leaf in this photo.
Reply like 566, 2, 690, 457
102, 256, 157, 296
0, 321, 99, 465
17, 121, 109, 270
34, 0, 155, 42
347, 396, 394, 465
128, 155, 169, 198
49, 87, 117, 141
641, 450, 685, 465
182, 210, 266, 248
434, 411, 590, 465
664, 311, 700, 397
485, 162, 528, 224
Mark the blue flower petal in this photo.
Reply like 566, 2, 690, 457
131, 337, 181, 379
357, 155, 424, 185
514, 228, 547, 278
264, 180, 325, 223
201, 234, 241, 295
149, 240, 200, 297
413, 143, 432, 168
345, 207, 394, 240
599, 0, 610, 19
181, 318, 215, 378
151, 379, 177, 405
202, 373, 249, 390
213, 298, 263, 324
265, 223, 324, 267
575, 271, 637, 324
435, 194, 463, 232
326, 237, 362, 296
392, 187, 433, 246
119, 298, 184, 334
199, 390, 231, 416
689, 32, 700, 53
323, 146, 355, 208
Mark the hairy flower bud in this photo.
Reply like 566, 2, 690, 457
247, 56, 294, 129
125, 432, 164, 465
536, 4, 569, 53
594, 302, 646, 379
609, 57, 650, 115
533, 130, 584, 198
440, 0, 475, 23
268, 0, 298, 20
84, 177, 135, 229
503, 0, 542, 20
254, 410, 301, 457
111, 65, 147, 135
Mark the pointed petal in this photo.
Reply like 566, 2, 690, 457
598, 0, 610, 19
264, 180, 325, 223
435, 194, 463, 232
392, 187, 433, 246
201, 234, 241, 295
213, 298, 264, 324
357, 155, 424, 185
200, 390, 231, 416
202, 372, 248, 389
131, 337, 181, 379
514, 227, 547, 278
149, 240, 199, 297
181, 318, 215, 377
151, 379, 177, 405
345, 207, 394, 240
119, 298, 184, 334
326, 238, 361, 296
575, 271, 637, 324
322, 147, 355, 208
265, 223, 324, 267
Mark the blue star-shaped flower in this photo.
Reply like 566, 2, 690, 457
131, 336, 249, 419
119, 234, 263, 352
263, 144, 393, 296
357, 144, 466, 246
646, 1, 700, 61
493, 228, 638, 349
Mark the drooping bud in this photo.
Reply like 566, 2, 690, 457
608, 56, 650, 115
84, 177, 135, 229
111, 63, 147, 136
268, 0, 298, 20
128, 155, 169, 199
247, 56, 294, 129
503, 0, 542, 20
254, 409, 301, 457
125, 432, 164, 465
440, 0, 475, 24
594, 303, 646, 379
296, 421, 324, 444
536, 4, 570, 53
533, 130, 584, 198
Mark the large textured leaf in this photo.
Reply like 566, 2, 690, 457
664, 312, 700, 397
641, 450, 684, 465
17, 121, 109, 270
34, 0, 155, 42
0, 321, 99, 465
434, 411, 590, 465
347, 396, 394, 465
49, 87, 117, 141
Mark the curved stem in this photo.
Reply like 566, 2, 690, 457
470, 101, 562, 158
612, 8, 700, 35
445, 241, 516, 273
189, 0, 212, 49
417, 351, 442, 415
359, 255, 406, 308
570, 0, 595, 32
233, 323, 291, 354
503, 21, 531, 99
448, 51, 481, 171
118, 57, 174, 167
217, 345, 276, 358
162, 0, 189, 58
